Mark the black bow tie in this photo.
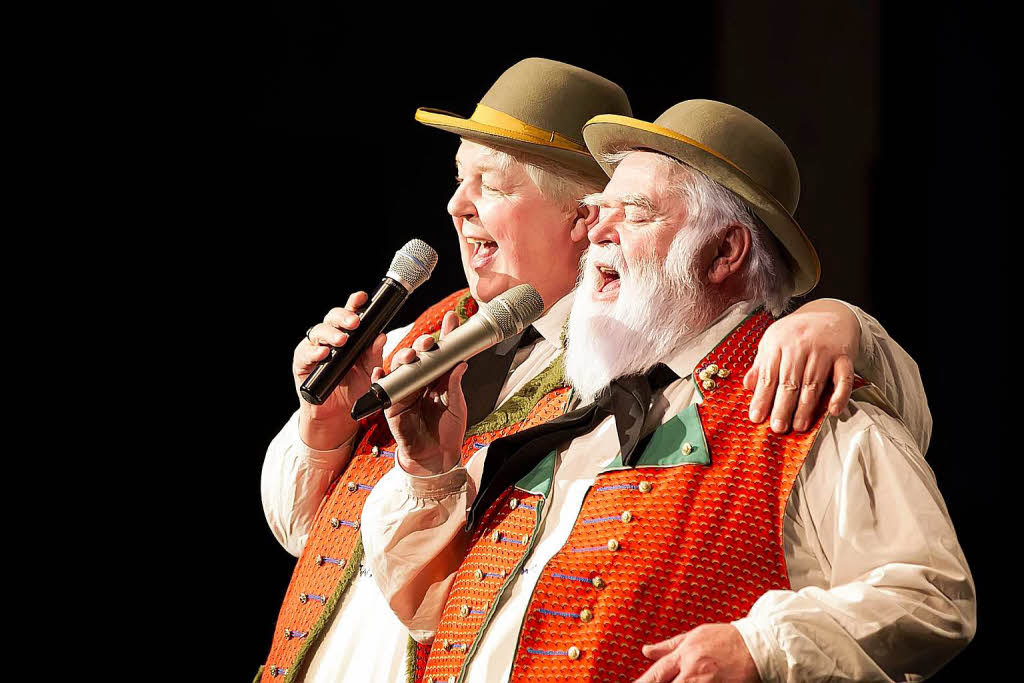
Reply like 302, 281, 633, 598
462, 325, 544, 428
468, 363, 678, 529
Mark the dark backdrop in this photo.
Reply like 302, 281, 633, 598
181, 3, 1007, 678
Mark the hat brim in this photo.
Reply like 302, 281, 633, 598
583, 114, 820, 295
415, 108, 607, 182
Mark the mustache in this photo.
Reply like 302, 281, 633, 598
584, 244, 627, 273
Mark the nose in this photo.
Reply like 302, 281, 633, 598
447, 181, 477, 222
587, 211, 621, 246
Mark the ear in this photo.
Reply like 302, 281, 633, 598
570, 203, 599, 243
707, 224, 751, 284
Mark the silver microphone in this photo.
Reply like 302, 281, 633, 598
350, 284, 545, 420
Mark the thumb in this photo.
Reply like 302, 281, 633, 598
642, 631, 688, 660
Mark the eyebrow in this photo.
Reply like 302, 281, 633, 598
455, 159, 506, 175
582, 192, 658, 214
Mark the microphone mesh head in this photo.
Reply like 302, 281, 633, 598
387, 239, 438, 291
484, 284, 545, 338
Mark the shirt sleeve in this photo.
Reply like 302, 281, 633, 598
826, 299, 933, 454
732, 403, 976, 682
361, 451, 487, 643
260, 324, 413, 557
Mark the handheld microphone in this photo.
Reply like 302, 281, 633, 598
300, 239, 438, 405
350, 284, 545, 420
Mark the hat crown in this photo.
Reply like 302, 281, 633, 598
653, 100, 800, 213
479, 58, 632, 147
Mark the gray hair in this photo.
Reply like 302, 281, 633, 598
600, 150, 794, 315
477, 141, 605, 210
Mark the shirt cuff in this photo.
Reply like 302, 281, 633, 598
732, 616, 783, 683
396, 457, 468, 500
820, 298, 875, 369
289, 412, 355, 470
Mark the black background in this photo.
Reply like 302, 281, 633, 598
178, 2, 1008, 678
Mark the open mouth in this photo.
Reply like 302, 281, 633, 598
595, 264, 621, 294
466, 236, 499, 269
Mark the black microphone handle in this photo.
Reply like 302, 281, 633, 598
299, 278, 408, 405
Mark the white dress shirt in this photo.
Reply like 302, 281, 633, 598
361, 301, 972, 682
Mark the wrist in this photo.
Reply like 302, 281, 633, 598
298, 408, 357, 451
397, 446, 460, 477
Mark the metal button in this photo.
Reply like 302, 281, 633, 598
448, 676, 456, 683
592, 576, 605, 589
474, 569, 484, 581
638, 481, 652, 493
283, 628, 292, 639
681, 442, 692, 455
707, 364, 719, 375
299, 593, 308, 604
491, 530, 501, 543
607, 538, 620, 552
522, 534, 530, 544
509, 498, 519, 510
567, 646, 581, 660
459, 604, 470, 617
717, 367, 730, 378
352, 521, 360, 531
338, 558, 346, 568
579, 608, 593, 623
315, 555, 323, 565
702, 378, 716, 391
330, 518, 340, 528
442, 639, 452, 651
621, 510, 633, 523
346, 481, 358, 492
371, 445, 380, 456
270, 666, 280, 677
425, 677, 433, 683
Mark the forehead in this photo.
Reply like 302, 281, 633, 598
603, 151, 676, 200
455, 139, 510, 171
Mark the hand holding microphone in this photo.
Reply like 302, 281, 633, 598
360, 284, 545, 476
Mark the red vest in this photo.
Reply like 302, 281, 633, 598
420, 311, 865, 683
259, 289, 572, 682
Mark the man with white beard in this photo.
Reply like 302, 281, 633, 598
361, 99, 974, 682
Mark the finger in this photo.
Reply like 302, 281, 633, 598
344, 291, 369, 312
743, 364, 758, 392
442, 362, 469, 417
389, 347, 420, 373
411, 333, 438, 353
634, 652, 680, 683
642, 631, 688, 660
770, 350, 804, 433
324, 307, 361, 331
439, 310, 459, 340
294, 341, 331, 372
747, 346, 780, 423
308, 322, 349, 347
792, 353, 828, 432
828, 355, 856, 416
371, 366, 384, 382
357, 334, 387, 377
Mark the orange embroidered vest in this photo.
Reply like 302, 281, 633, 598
259, 289, 573, 682
420, 311, 866, 683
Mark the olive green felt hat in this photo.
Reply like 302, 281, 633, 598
415, 58, 631, 181
583, 99, 820, 295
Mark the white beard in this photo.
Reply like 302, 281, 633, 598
564, 231, 721, 402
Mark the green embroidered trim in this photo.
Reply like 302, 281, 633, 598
515, 450, 557, 496
252, 665, 264, 683
599, 404, 711, 472
455, 291, 475, 324
284, 540, 365, 683
465, 355, 566, 438
405, 635, 419, 683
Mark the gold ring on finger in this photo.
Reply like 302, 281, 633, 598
305, 326, 317, 346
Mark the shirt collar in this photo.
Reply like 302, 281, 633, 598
663, 300, 760, 380
531, 290, 574, 347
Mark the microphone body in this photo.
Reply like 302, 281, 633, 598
300, 240, 438, 406
351, 284, 544, 420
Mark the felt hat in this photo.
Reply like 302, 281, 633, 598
582, 99, 819, 294
415, 58, 631, 181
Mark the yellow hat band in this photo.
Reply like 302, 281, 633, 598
416, 104, 589, 155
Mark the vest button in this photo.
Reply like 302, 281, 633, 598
702, 378, 717, 391
371, 446, 380, 457
707, 364, 719, 375
607, 538, 620, 552
442, 639, 452, 651
638, 481, 652, 493
459, 604, 470, 617
681, 442, 693, 455
425, 678, 433, 683
474, 569, 484, 581
579, 608, 593, 623
352, 521, 361, 531
621, 510, 633, 523
491, 531, 501, 543
315, 555, 323, 565
448, 676, 456, 683
283, 628, 292, 639
522, 534, 530, 544
592, 576, 605, 589
346, 481, 358, 492
717, 366, 731, 378
509, 498, 519, 510
298, 593, 308, 604
567, 646, 581, 660
330, 518, 341, 528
